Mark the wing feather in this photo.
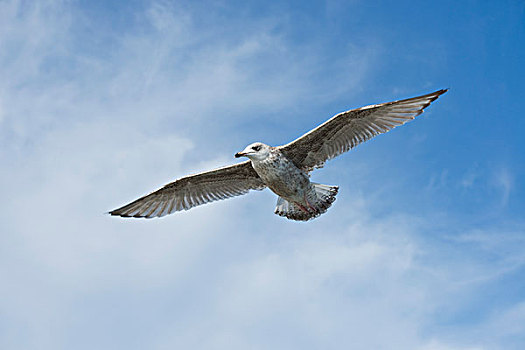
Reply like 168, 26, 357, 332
109, 160, 266, 218
278, 89, 447, 172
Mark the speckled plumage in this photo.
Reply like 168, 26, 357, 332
249, 147, 337, 221
109, 89, 447, 221
251, 148, 309, 200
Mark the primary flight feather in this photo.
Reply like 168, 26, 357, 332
109, 89, 447, 221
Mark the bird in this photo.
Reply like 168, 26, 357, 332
109, 89, 447, 221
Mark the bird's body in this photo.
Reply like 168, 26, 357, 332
248, 146, 337, 220
251, 147, 309, 200
109, 89, 447, 221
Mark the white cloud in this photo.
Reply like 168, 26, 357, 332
493, 167, 514, 207
460, 167, 479, 189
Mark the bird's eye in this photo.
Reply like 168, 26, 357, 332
252, 145, 261, 151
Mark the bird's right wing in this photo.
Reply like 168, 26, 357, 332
279, 89, 447, 172
109, 160, 266, 218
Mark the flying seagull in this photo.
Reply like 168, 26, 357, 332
109, 89, 447, 221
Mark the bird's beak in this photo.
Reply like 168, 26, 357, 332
235, 152, 245, 158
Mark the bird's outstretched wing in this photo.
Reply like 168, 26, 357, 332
278, 89, 447, 172
109, 161, 265, 218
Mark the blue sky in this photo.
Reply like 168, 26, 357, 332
1, 0, 524, 349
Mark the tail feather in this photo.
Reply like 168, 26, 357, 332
274, 183, 339, 221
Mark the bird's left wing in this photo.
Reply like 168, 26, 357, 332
278, 89, 447, 173
109, 160, 265, 218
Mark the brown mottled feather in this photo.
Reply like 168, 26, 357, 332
109, 161, 265, 218
278, 89, 447, 172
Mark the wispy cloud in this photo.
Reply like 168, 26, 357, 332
492, 167, 514, 207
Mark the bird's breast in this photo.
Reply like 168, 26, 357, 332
251, 152, 310, 199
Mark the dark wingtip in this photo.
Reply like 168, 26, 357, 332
435, 88, 449, 96
107, 210, 129, 217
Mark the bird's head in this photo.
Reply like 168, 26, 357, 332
235, 142, 271, 161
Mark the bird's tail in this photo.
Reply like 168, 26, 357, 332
274, 183, 339, 221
